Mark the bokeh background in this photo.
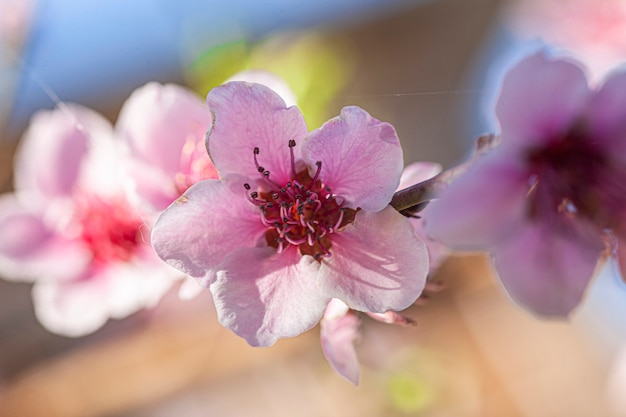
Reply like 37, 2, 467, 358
2, 0, 626, 416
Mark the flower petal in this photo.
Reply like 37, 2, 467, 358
493, 221, 603, 317
495, 52, 589, 149
320, 299, 360, 385
117, 83, 212, 177
587, 70, 626, 153
227, 69, 298, 107
123, 158, 180, 214
424, 152, 528, 250
0, 194, 90, 281
318, 206, 428, 313
206, 82, 308, 183
398, 161, 442, 190
210, 246, 328, 347
151, 178, 266, 282
302, 106, 403, 211
14, 104, 111, 205
32, 252, 176, 337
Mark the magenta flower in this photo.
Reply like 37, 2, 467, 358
0, 105, 177, 336
321, 162, 448, 385
116, 82, 218, 214
151, 82, 429, 347
426, 52, 626, 316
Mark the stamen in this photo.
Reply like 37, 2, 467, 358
332, 209, 345, 231
289, 139, 297, 177
249, 144, 357, 261
309, 161, 322, 186
253, 147, 264, 175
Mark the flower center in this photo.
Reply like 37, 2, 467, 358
525, 125, 619, 227
74, 195, 144, 265
244, 140, 357, 261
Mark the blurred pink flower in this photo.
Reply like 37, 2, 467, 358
426, 52, 626, 316
507, 0, 626, 79
321, 162, 448, 385
152, 81, 429, 347
0, 105, 177, 336
116, 83, 218, 214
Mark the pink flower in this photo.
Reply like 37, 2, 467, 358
151, 81, 429, 347
116, 83, 218, 214
426, 52, 626, 316
321, 162, 447, 385
507, 0, 626, 79
0, 105, 177, 336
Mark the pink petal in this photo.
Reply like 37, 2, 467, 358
366, 310, 415, 326
151, 178, 266, 282
302, 106, 403, 212
32, 252, 176, 337
178, 276, 204, 300
320, 299, 360, 385
424, 153, 528, 250
206, 82, 308, 183
210, 246, 329, 347
587, 70, 626, 153
33, 278, 109, 337
398, 161, 442, 190
409, 211, 450, 273
493, 221, 603, 317
116, 83, 212, 177
123, 158, 180, 214
496, 52, 589, 149
14, 104, 111, 205
0, 194, 90, 281
226, 69, 298, 107
397, 162, 449, 271
318, 206, 428, 313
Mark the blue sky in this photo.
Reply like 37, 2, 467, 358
6, 0, 427, 136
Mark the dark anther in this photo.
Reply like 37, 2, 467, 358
289, 139, 296, 147
296, 194, 303, 199
314, 253, 322, 261
253, 147, 260, 155
286, 182, 292, 187
274, 222, 280, 227
243, 183, 251, 190
257, 166, 265, 173
266, 203, 274, 209
283, 217, 289, 222
263, 170, 270, 177
315, 161, 321, 167
272, 193, 279, 200
250, 192, 258, 198
280, 188, 287, 193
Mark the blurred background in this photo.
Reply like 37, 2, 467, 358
2, 0, 626, 415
